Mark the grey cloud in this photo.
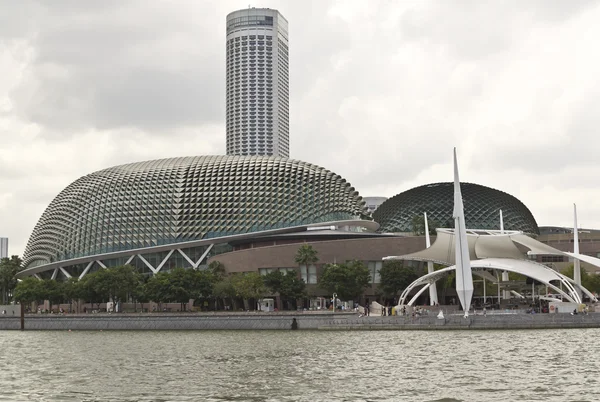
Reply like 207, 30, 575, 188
399, 1, 596, 60
468, 87, 600, 174
3, 0, 600, 257
13, 66, 223, 133
283, 2, 353, 98
8, 0, 225, 136
525, 0, 598, 21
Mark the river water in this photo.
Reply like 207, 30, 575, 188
0, 329, 598, 401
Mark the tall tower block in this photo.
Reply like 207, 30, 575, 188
226, 8, 290, 157
0, 238, 8, 259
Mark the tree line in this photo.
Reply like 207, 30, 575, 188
11, 243, 592, 311
0, 256, 22, 304
8, 245, 424, 311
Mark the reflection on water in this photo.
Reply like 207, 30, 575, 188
1, 329, 599, 401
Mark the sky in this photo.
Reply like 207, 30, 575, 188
1, 0, 600, 257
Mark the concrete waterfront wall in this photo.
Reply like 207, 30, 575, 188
0, 313, 339, 331
0, 305, 20, 316
1, 312, 600, 331
321, 313, 600, 330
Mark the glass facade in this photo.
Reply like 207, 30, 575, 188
368, 261, 382, 284
300, 265, 317, 284
227, 15, 274, 30
373, 182, 539, 235
23, 156, 369, 270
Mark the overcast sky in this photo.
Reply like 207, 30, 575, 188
1, 0, 600, 257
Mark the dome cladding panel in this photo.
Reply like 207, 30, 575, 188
23, 156, 369, 268
373, 182, 539, 234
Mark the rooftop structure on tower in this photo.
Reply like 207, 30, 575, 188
226, 8, 289, 157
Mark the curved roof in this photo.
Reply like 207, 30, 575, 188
23, 156, 370, 269
386, 229, 562, 266
374, 182, 539, 234
398, 258, 591, 305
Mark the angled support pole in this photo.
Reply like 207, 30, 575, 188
79, 261, 95, 280
424, 212, 438, 305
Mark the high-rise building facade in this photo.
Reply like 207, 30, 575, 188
226, 8, 289, 157
363, 197, 388, 214
0, 238, 8, 259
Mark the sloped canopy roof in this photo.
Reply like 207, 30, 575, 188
564, 252, 600, 268
398, 258, 592, 305
385, 229, 564, 266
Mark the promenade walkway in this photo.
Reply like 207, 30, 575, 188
1, 311, 599, 331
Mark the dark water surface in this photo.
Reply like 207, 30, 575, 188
1, 329, 599, 401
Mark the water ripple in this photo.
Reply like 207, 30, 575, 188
1, 329, 600, 401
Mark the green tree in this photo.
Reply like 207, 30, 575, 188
191, 269, 217, 310
263, 270, 285, 295
213, 275, 237, 310
295, 245, 318, 307
145, 272, 172, 310
94, 265, 140, 310
588, 274, 600, 294
131, 280, 151, 312
205, 262, 227, 310
79, 271, 108, 310
319, 260, 371, 301
39, 280, 64, 310
438, 270, 456, 302
166, 268, 193, 311
0, 256, 22, 304
411, 215, 440, 236
280, 270, 306, 309
411, 215, 426, 236
13, 277, 43, 305
561, 264, 600, 294
192, 270, 215, 299
295, 244, 319, 267
207, 260, 227, 280
64, 277, 85, 313
232, 272, 265, 310
378, 260, 419, 298
264, 269, 305, 310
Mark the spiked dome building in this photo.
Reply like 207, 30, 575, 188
19, 156, 374, 279
374, 182, 539, 235
386, 151, 599, 309
21, 152, 599, 307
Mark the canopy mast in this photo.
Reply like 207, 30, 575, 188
453, 148, 474, 317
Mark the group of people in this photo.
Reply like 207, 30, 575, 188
356, 303, 396, 317
357, 303, 370, 317
35, 307, 67, 315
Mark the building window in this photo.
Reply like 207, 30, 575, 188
541, 256, 565, 263
300, 265, 317, 284
368, 261, 382, 283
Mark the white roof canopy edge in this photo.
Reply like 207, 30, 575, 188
397, 258, 591, 306
452, 148, 473, 315
383, 228, 591, 265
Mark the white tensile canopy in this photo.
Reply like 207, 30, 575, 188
396, 257, 596, 306
385, 229, 599, 307
385, 229, 565, 266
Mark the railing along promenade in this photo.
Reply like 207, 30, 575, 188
1, 310, 599, 331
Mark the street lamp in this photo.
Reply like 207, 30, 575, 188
332, 293, 337, 313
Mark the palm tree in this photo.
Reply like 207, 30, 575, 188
295, 244, 319, 268
294, 244, 319, 308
